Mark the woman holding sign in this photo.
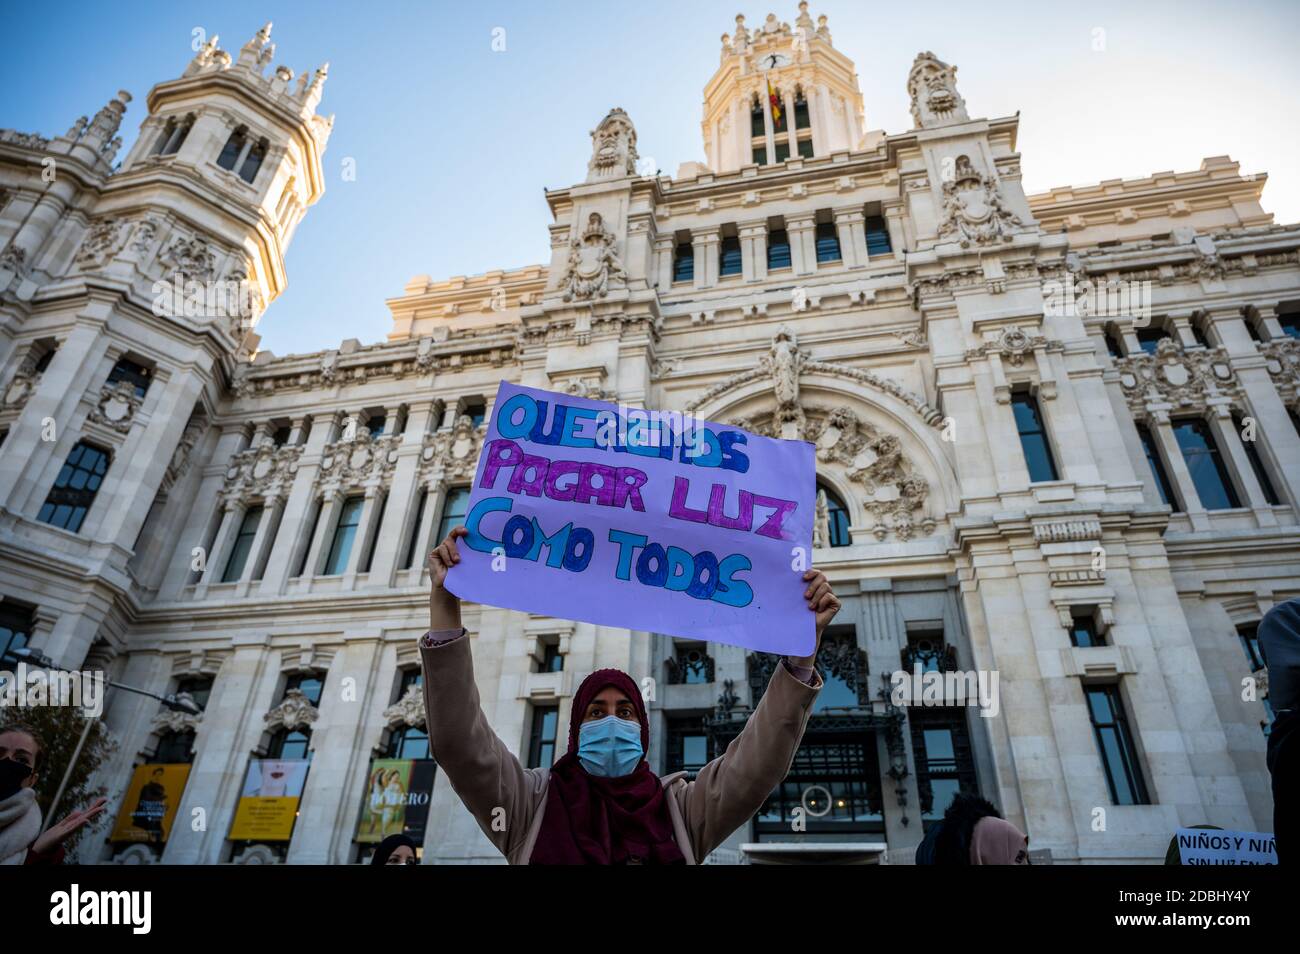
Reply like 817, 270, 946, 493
419, 526, 839, 865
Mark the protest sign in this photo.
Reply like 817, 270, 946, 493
444, 381, 816, 655
1175, 828, 1277, 865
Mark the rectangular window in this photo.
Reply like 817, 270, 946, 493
1237, 623, 1264, 671
527, 705, 558, 769
1135, 327, 1170, 355
366, 415, 386, 437
221, 505, 264, 582
361, 493, 387, 572
1172, 418, 1240, 510
666, 717, 710, 776
462, 402, 487, 428
1234, 415, 1280, 505
1011, 392, 1059, 482
1085, 685, 1150, 805
766, 229, 791, 270
1136, 423, 1180, 509
37, 441, 111, 533
865, 215, 892, 256
815, 221, 841, 263
436, 487, 471, 546
750, 104, 765, 138
719, 235, 742, 277
294, 500, 322, 577
910, 710, 978, 821
773, 140, 790, 163
1069, 613, 1102, 648
106, 357, 152, 398
539, 644, 564, 673
1278, 310, 1300, 340
323, 495, 365, 575
751, 146, 766, 166
672, 242, 694, 283
796, 137, 814, 159
0, 601, 34, 666
401, 490, 428, 570
794, 94, 810, 130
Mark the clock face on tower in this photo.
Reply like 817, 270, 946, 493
761, 52, 791, 70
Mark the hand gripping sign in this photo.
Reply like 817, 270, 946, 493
444, 381, 816, 655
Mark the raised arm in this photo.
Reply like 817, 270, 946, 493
420, 527, 543, 858
679, 568, 840, 859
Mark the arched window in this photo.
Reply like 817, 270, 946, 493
216, 126, 269, 184
153, 114, 193, 156
817, 481, 851, 548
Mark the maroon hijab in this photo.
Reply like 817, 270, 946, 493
528, 668, 685, 865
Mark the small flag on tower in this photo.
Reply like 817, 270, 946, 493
767, 77, 783, 128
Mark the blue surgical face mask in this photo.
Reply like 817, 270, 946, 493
577, 716, 643, 778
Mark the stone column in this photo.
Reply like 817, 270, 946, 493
1149, 410, 1211, 531
787, 213, 816, 277
761, 80, 776, 165
193, 501, 241, 598
303, 490, 345, 578
1208, 405, 1275, 525
260, 412, 337, 593
162, 634, 276, 864
883, 204, 907, 258
285, 636, 384, 864
0, 318, 106, 511
693, 227, 719, 290
832, 207, 865, 268
653, 235, 674, 290
738, 219, 767, 283
782, 87, 798, 158
367, 402, 437, 586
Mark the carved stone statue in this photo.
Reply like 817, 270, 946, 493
907, 51, 969, 128
586, 107, 639, 182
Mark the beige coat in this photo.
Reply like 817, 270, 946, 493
420, 635, 823, 864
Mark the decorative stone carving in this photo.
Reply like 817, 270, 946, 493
965, 326, 1051, 367
150, 694, 203, 736
383, 685, 426, 729
685, 335, 944, 428
420, 415, 484, 481
938, 155, 1021, 247
807, 406, 934, 541
220, 440, 300, 503
88, 380, 143, 433
159, 235, 218, 283
75, 217, 126, 269
164, 412, 208, 490
1033, 519, 1103, 543
129, 217, 160, 254
319, 430, 400, 493
1257, 336, 1299, 402
231, 844, 279, 865
1114, 338, 1240, 411
3, 345, 49, 409
907, 51, 969, 128
561, 212, 626, 302
586, 107, 638, 182
558, 377, 616, 401
263, 688, 319, 732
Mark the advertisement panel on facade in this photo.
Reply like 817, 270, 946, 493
109, 763, 192, 844
228, 758, 310, 841
356, 758, 437, 843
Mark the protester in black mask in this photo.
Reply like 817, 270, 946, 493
0, 724, 107, 865
370, 832, 419, 865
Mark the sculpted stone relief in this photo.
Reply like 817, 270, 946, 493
1114, 337, 1241, 412
561, 212, 626, 302
937, 155, 1022, 248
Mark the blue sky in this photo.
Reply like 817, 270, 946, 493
3, 1, 1297, 357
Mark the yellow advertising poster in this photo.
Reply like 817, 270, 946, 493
229, 759, 310, 841
110, 763, 191, 844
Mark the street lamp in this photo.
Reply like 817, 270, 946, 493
15, 650, 204, 831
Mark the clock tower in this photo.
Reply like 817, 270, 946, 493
703, 4, 867, 173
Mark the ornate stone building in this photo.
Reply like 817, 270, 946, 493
1, 8, 1296, 864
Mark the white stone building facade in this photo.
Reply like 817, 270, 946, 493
1, 9, 1296, 864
